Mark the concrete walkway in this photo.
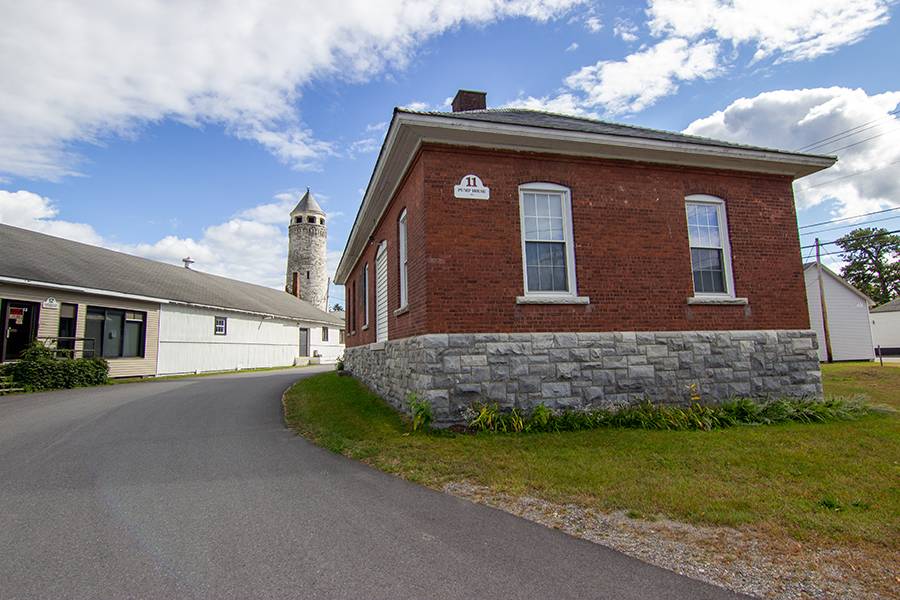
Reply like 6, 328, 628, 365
0, 368, 748, 599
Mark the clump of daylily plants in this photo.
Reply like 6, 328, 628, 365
408, 392, 867, 433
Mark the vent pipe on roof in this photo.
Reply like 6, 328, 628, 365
182, 256, 195, 269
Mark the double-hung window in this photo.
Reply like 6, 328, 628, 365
685, 195, 735, 297
398, 209, 408, 309
322, 326, 329, 342
214, 316, 227, 335
518, 183, 584, 302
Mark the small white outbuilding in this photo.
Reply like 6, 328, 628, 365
803, 263, 875, 362
870, 298, 900, 356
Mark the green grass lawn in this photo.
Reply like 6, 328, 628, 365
283, 364, 900, 551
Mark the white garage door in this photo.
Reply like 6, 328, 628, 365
375, 241, 388, 342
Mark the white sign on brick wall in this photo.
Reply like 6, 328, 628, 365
453, 174, 490, 199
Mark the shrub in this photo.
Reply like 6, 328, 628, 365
335, 356, 345, 371
409, 394, 432, 432
7, 341, 109, 391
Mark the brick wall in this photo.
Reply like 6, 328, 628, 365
346, 143, 811, 346
345, 154, 429, 347
422, 144, 809, 334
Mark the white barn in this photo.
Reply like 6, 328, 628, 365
803, 263, 875, 362
0, 224, 344, 377
870, 298, 900, 356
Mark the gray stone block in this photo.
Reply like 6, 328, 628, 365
628, 365, 655, 379
542, 382, 571, 397
460, 354, 487, 367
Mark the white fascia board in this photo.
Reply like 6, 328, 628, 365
334, 112, 836, 284
0, 275, 342, 326
804, 263, 875, 305
0, 275, 173, 304
401, 113, 836, 176
335, 115, 409, 284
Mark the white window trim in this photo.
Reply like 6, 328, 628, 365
398, 208, 408, 310
362, 263, 369, 330
214, 316, 227, 336
685, 194, 739, 301
517, 182, 589, 304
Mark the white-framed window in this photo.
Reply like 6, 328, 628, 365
685, 194, 735, 297
518, 183, 580, 298
362, 263, 369, 328
398, 208, 408, 309
321, 326, 329, 342
214, 316, 227, 336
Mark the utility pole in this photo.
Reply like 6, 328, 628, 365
816, 237, 834, 363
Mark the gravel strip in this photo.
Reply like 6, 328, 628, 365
444, 482, 897, 600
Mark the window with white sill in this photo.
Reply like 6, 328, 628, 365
685, 195, 735, 297
518, 183, 579, 298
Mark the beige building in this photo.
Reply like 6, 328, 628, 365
0, 281, 160, 378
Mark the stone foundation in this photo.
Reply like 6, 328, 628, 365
343, 330, 822, 425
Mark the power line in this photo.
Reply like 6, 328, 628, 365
796, 107, 899, 152
803, 159, 900, 190
800, 214, 900, 236
798, 206, 900, 229
824, 128, 900, 154
800, 227, 900, 250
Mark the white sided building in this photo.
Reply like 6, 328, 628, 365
803, 263, 875, 362
870, 298, 900, 356
0, 223, 344, 377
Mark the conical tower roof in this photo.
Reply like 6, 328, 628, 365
290, 189, 325, 216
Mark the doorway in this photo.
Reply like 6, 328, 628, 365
1, 300, 40, 362
299, 328, 309, 357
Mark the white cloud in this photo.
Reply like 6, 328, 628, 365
565, 38, 720, 114
502, 93, 599, 117
684, 87, 900, 219
0, 190, 104, 245
0, 188, 348, 288
401, 101, 432, 112
613, 19, 639, 42
516, 0, 891, 117
566, 42, 579, 52
584, 16, 603, 32
647, 0, 893, 63
366, 121, 389, 133
350, 137, 383, 155
0, 0, 582, 181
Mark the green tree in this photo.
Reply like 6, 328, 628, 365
331, 303, 344, 312
836, 227, 900, 306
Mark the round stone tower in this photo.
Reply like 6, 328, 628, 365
285, 189, 329, 311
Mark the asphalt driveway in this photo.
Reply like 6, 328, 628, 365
0, 368, 748, 599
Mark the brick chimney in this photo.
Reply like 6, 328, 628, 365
451, 89, 486, 112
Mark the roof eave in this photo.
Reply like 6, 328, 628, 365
334, 112, 836, 283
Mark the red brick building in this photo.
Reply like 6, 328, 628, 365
335, 90, 835, 423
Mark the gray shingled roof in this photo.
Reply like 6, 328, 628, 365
871, 297, 900, 313
0, 223, 342, 325
291, 189, 324, 216
397, 108, 831, 160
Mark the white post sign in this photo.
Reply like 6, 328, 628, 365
454, 174, 490, 199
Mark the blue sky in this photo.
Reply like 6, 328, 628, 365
1, 1, 898, 306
